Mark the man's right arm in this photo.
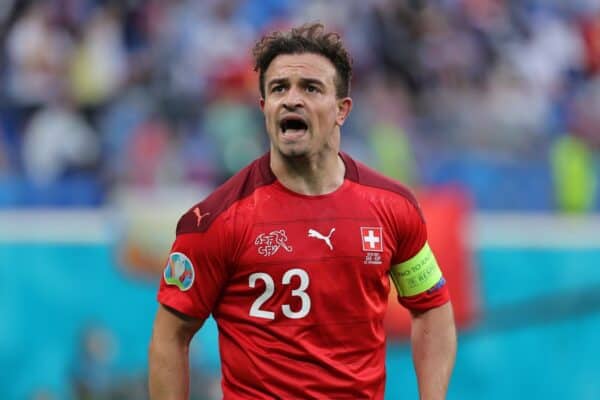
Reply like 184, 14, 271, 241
148, 304, 203, 400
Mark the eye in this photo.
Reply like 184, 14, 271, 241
306, 85, 319, 93
271, 85, 285, 93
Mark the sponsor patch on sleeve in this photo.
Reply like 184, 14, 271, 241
390, 242, 443, 297
164, 252, 195, 291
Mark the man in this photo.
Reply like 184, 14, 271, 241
149, 23, 456, 399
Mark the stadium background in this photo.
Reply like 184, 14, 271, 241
1, 0, 599, 399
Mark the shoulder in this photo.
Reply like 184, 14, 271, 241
341, 152, 422, 219
176, 153, 275, 234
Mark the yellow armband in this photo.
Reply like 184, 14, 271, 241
390, 242, 442, 297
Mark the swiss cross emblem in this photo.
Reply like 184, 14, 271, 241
361, 227, 383, 252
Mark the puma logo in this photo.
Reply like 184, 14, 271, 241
308, 228, 335, 250
193, 207, 210, 227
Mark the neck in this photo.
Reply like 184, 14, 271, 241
270, 149, 346, 196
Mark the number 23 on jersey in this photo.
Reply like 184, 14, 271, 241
248, 268, 311, 320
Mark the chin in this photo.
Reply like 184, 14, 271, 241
278, 146, 310, 159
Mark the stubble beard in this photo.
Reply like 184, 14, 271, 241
275, 143, 311, 161
270, 124, 312, 161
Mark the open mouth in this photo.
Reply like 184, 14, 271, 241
280, 116, 308, 134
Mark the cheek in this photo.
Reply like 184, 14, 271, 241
319, 107, 338, 126
263, 105, 276, 123
268, 101, 281, 114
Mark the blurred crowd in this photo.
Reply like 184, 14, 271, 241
0, 0, 599, 211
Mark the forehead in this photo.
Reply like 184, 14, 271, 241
264, 53, 337, 85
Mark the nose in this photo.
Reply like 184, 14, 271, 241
282, 87, 304, 110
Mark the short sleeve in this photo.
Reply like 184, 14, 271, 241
391, 197, 450, 312
157, 222, 230, 321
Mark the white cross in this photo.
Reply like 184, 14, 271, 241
364, 230, 380, 248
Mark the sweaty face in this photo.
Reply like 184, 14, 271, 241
260, 53, 348, 159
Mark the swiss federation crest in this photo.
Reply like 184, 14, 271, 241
361, 227, 383, 252
255, 230, 293, 256
164, 252, 195, 291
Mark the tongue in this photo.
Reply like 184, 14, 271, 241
283, 127, 306, 134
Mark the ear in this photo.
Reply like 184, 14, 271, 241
259, 98, 265, 112
335, 97, 353, 127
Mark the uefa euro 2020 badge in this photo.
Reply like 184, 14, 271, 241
164, 252, 195, 291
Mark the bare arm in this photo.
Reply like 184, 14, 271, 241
410, 302, 457, 400
148, 305, 203, 400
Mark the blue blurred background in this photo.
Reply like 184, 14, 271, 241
1, 0, 599, 399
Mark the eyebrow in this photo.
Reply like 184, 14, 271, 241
266, 77, 327, 89
266, 78, 288, 89
300, 78, 326, 88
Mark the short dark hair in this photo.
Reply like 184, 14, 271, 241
252, 23, 352, 99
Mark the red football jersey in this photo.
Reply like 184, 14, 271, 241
158, 152, 450, 399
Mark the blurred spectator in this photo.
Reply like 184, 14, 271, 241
504, 8, 583, 96
69, 4, 127, 111
5, 1, 72, 106
570, 77, 600, 148
369, 1, 425, 94
550, 135, 597, 213
21, 93, 100, 187
125, 115, 175, 186
580, 10, 600, 75
362, 76, 418, 185
202, 95, 265, 178
481, 62, 548, 154
98, 86, 154, 187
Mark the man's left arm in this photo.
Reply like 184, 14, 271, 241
410, 302, 457, 400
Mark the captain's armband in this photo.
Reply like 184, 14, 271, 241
390, 242, 443, 297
